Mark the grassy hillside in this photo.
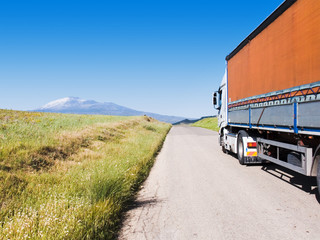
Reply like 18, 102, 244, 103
0, 110, 171, 239
191, 117, 219, 132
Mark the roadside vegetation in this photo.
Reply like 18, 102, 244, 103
0, 109, 171, 239
191, 117, 219, 132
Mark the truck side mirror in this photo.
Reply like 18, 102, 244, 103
213, 92, 217, 105
213, 92, 220, 110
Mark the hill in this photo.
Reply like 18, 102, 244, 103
173, 115, 216, 125
191, 116, 219, 131
33, 97, 186, 124
0, 109, 171, 239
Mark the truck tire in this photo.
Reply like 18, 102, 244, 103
237, 131, 248, 165
220, 135, 226, 153
317, 156, 320, 196
222, 145, 228, 154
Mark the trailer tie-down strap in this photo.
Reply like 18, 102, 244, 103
257, 107, 266, 127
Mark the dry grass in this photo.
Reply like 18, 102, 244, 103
0, 110, 171, 239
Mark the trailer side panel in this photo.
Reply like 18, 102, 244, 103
227, 0, 320, 103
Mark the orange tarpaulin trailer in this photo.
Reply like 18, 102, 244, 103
213, 0, 320, 196
227, 0, 320, 103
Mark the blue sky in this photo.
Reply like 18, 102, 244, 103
0, 0, 284, 118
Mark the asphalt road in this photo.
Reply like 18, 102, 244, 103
119, 125, 320, 240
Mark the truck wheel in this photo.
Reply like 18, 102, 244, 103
317, 157, 320, 196
237, 131, 248, 165
222, 145, 227, 154
220, 135, 227, 153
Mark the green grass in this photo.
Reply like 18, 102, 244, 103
0, 109, 171, 239
191, 117, 219, 132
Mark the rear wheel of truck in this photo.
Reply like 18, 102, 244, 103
237, 131, 248, 165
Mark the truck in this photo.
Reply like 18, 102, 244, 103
213, 0, 320, 193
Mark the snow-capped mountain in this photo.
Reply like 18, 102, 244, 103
34, 97, 186, 124
40, 97, 93, 109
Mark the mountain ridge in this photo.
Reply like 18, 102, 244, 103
34, 97, 186, 124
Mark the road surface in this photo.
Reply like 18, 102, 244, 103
119, 126, 320, 240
